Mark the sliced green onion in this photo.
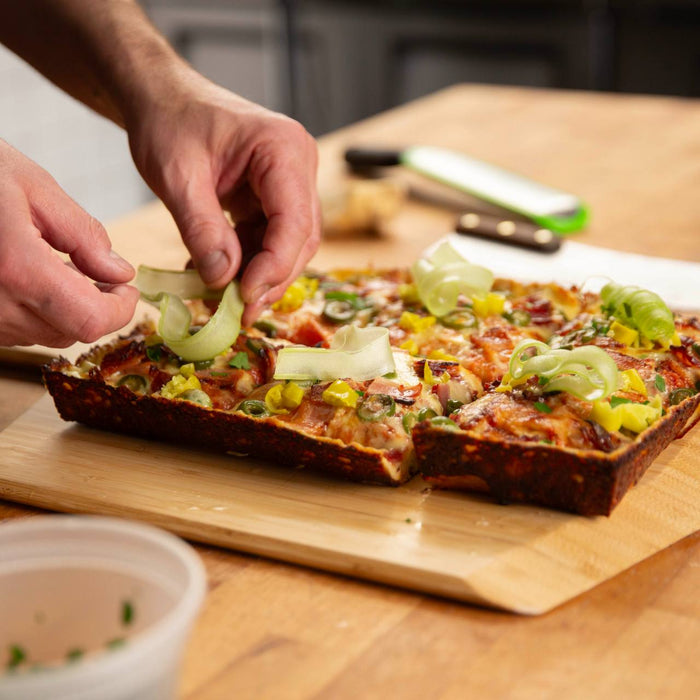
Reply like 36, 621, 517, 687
417, 407, 438, 421
402, 412, 418, 433
669, 387, 695, 405
193, 358, 215, 370
445, 399, 464, 414
322, 299, 357, 323
237, 399, 270, 417
439, 308, 478, 330
411, 241, 494, 317
601, 282, 676, 344
505, 339, 619, 402
274, 326, 396, 381
503, 309, 532, 327
357, 394, 396, 421
429, 416, 458, 429
252, 320, 278, 338
116, 374, 149, 393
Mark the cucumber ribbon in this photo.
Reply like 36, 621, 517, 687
274, 325, 396, 381
411, 240, 494, 317
136, 265, 243, 362
503, 339, 619, 401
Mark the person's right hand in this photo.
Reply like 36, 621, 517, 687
0, 140, 139, 348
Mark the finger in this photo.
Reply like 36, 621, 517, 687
30, 173, 134, 284
165, 169, 242, 289
240, 132, 320, 306
241, 225, 319, 326
222, 182, 264, 224
19, 241, 140, 343
0, 304, 76, 348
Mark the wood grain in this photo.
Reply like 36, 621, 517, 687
3, 84, 700, 698
1, 394, 700, 615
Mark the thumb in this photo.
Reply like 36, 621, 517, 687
167, 176, 242, 288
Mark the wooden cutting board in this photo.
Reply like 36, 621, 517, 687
2, 394, 700, 615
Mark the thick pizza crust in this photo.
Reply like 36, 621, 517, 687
43, 362, 411, 486
413, 393, 700, 516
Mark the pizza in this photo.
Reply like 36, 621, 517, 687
43, 242, 700, 516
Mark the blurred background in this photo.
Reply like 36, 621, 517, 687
1, 0, 699, 223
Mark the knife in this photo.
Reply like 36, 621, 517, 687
455, 211, 561, 253
344, 146, 588, 234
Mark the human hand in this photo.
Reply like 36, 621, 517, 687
123, 69, 321, 326
0, 140, 139, 347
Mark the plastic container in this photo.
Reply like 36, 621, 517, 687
0, 515, 207, 700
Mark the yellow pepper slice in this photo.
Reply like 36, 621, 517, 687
159, 373, 202, 400
472, 292, 505, 318
399, 311, 436, 333
399, 339, 419, 356
589, 395, 662, 434
322, 380, 359, 408
619, 368, 647, 396
265, 382, 305, 414
398, 283, 421, 305
428, 349, 459, 362
271, 276, 318, 313
609, 320, 639, 346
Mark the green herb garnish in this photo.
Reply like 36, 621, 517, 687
228, 351, 250, 370
7, 644, 26, 670
122, 600, 134, 626
655, 374, 667, 392
66, 648, 84, 663
610, 396, 633, 409
533, 401, 553, 414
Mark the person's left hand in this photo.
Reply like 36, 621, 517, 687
122, 69, 321, 325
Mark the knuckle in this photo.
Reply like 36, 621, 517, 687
74, 311, 107, 344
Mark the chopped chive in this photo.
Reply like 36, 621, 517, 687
209, 371, 229, 378
534, 401, 552, 414
228, 351, 250, 370
107, 638, 126, 650
655, 374, 666, 392
7, 644, 26, 669
122, 600, 134, 626
66, 648, 84, 663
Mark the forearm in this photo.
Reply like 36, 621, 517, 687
0, 0, 191, 128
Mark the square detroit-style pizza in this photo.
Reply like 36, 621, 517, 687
43, 241, 700, 516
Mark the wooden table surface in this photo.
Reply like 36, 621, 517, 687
3, 84, 700, 698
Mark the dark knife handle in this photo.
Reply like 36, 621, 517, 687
345, 148, 402, 169
456, 212, 561, 253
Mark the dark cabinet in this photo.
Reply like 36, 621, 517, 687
143, 1, 700, 136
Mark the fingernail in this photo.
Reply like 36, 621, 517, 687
109, 249, 134, 273
200, 250, 230, 284
245, 284, 271, 306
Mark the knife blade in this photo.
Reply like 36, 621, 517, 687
455, 211, 561, 253
344, 146, 588, 234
